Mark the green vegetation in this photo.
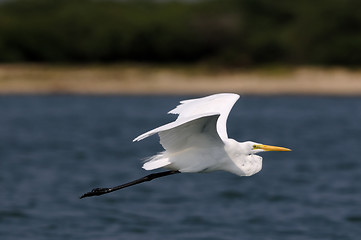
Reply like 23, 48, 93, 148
0, 0, 360, 66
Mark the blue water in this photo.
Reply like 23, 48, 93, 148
1, 95, 361, 240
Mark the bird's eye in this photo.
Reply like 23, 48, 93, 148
253, 145, 261, 150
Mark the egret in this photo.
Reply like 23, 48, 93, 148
80, 93, 291, 199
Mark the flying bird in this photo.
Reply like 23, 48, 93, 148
80, 93, 291, 199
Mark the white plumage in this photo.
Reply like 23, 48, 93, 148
133, 93, 291, 177
79, 93, 292, 199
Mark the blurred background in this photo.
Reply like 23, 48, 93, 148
1, 1, 361, 240
0, 0, 361, 94
0, 0, 360, 66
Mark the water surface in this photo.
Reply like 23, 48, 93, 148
1, 95, 361, 240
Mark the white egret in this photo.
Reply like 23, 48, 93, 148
81, 93, 291, 198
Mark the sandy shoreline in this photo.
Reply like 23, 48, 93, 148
0, 64, 361, 95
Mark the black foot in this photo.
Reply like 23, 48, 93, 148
80, 170, 181, 199
80, 187, 111, 199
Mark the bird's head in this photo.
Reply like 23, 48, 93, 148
242, 141, 291, 155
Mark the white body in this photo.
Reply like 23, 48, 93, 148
133, 93, 265, 177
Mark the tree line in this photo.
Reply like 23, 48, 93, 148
0, 0, 360, 66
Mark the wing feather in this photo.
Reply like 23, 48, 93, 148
168, 93, 239, 141
133, 93, 240, 143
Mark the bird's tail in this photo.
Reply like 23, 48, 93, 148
142, 152, 171, 170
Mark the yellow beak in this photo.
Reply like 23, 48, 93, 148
255, 144, 291, 151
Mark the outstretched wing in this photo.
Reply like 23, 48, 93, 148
133, 93, 239, 143
167, 93, 239, 141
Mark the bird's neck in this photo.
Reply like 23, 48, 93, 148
223, 139, 263, 177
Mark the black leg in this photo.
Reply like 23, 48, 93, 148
80, 170, 180, 199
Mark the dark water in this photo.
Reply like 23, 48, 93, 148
1, 95, 361, 240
